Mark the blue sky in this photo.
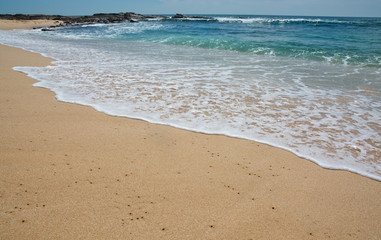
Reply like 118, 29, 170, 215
1, 0, 380, 17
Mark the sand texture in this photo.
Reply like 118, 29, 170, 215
1, 26, 381, 239
0, 20, 62, 30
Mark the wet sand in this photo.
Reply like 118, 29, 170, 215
1, 22, 381, 239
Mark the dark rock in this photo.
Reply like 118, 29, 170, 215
171, 13, 212, 20
41, 28, 55, 31
172, 13, 189, 19
0, 12, 169, 28
0, 14, 63, 20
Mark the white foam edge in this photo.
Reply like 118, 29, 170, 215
89, 102, 381, 183
8, 43, 381, 183
1, 41, 60, 64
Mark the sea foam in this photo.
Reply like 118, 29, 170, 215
0, 16, 380, 181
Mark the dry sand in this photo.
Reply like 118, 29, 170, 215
0, 19, 62, 30
1, 22, 381, 239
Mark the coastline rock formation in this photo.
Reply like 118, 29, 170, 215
0, 13, 212, 28
0, 12, 168, 28
172, 13, 210, 20
172, 13, 189, 19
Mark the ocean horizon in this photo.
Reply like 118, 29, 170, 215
0, 14, 380, 180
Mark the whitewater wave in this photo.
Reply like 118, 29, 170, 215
213, 16, 354, 25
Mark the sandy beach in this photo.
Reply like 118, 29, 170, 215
0, 19, 62, 30
1, 21, 381, 239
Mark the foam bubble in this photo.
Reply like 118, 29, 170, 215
1, 24, 380, 181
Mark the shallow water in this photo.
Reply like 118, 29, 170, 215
0, 15, 380, 180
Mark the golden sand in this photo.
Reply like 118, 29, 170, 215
1, 22, 381, 239
0, 19, 63, 30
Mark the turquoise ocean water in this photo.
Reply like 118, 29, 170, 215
0, 15, 380, 180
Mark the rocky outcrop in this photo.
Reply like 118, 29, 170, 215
56, 12, 167, 25
171, 13, 212, 20
0, 12, 168, 26
0, 12, 211, 30
0, 14, 63, 20
172, 13, 189, 19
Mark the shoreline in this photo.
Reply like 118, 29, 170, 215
1, 22, 381, 239
2, 19, 379, 183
